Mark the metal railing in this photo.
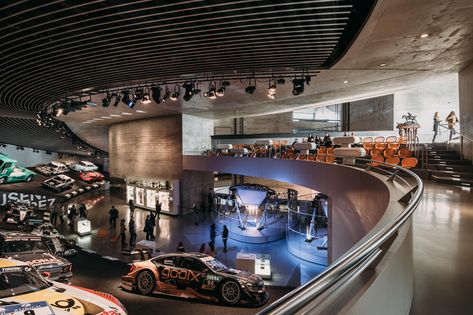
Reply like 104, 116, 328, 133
249, 156, 424, 314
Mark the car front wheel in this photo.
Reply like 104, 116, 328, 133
25, 175, 33, 182
219, 280, 241, 305
136, 270, 156, 295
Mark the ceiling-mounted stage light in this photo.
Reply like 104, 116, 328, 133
183, 82, 194, 102
170, 84, 180, 101
134, 88, 144, 101
122, 90, 131, 105
102, 92, 111, 107
192, 82, 201, 95
268, 83, 277, 94
292, 78, 305, 95
113, 93, 121, 107
216, 87, 225, 97
162, 86, 170, 102
141, 91, 151, 104
305, 76, 311, 85
245, 77, 256, 94
152, 86, 162, 104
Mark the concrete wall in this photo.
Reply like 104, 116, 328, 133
108, 115, 182, 179
182, 114, 213, 154
394, 73, 459, 143
459, 62, 473, 161
214, 112, 293, 135
349, 94, 394, 131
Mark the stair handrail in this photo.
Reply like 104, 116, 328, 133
438, 124, 473, 159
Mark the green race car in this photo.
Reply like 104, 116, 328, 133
0, 154, 36, 184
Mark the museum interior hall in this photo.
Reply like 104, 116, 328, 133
1, 1, 473, 314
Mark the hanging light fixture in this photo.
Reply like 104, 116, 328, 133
292, 77, 305, 96
245, 77, 256, 94
152, 85, 162, 104
170, 84, 180, 101
216, 80, 225, 97
183, 82, 194, 102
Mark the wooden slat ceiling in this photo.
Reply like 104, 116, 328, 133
0, 0, 376, 151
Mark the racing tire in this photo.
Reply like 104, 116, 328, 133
25, 175, 33, 182
219, 280, 242, 305
136, 270, 156, 295
0, 177, 6, 184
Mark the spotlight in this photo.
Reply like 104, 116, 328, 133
192, 82, 201, 95
141, 93, 151, 104
113, 93, 121, 107
208, 89, 217, 99
102, 92, 111, 107
267, 92, 275, 99
151, 86, 162, 104
134, 88, 144, 101
305, 76, 311, 85
292, 78, 305, 95
122, 90, 135, 108
216, 87, 225, 97
268, 84, 277, 94
183, 82, 194, 102
170, 84, 180, 101
245, 86, 256, 94
162, 87, 170, 102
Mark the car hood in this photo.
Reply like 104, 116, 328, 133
7, 252, 69, 267
219, 268, 262, 283
3, 282, 126, 315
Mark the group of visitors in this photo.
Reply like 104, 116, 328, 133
433, 111, 459, 143
175, 224, 229, 257
292, 133, 333, 148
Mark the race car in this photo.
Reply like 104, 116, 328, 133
42, 174, 75, 192
121, 252, 268, 306
35, 161, 68, 176
34, 223, 79, 257
70, 160, 98, 172
0, 153, 36, 184
79, 171, 105, 183
0, 231, 72, 282
0, 259, 127, 314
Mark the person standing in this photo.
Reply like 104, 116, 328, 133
58, 204, 65, 225
199, 243, 206, 253
432, 112, 441, 143
205, 242, 217, 257
155, 199, 161, 220
207, 188, 214, 213
119, 219, 127, 249
149, 211, 156, 239
109, 206, 119, 229
210, 223, 217, 246
144, 215, 153, 241
129, 218, 137, 249
222, 225, 229, 253
68, 204, 77, 226
446, 111, 459, 143
50, 204, 58, 225
79, 203, 88, 219
128, 199, 135, 217
193, 204, 199, 225
176, 242, 185, 252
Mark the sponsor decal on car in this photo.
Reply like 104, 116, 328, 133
161, 268, 201, 282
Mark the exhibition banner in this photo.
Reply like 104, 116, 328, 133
0, 191, 55, 209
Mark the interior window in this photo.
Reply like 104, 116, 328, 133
154, 256, 177, 267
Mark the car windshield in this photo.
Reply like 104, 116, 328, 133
3, 240, 47, 254
0, 266, 51, 298
48, 177, 66, 184
202, 257, 227, 271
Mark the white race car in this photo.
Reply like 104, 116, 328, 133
69, 161, 98, 172
0, 259, 127, 314
35, 161, 68, 176
42, 174, 75, 192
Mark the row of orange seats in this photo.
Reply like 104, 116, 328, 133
368, 148, 413, 158
362, 135, 408, 150
370, 156, 418, 168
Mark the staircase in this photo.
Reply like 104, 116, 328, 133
421, 143, 473, 188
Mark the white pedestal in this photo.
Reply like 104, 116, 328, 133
74, 218, 91, 236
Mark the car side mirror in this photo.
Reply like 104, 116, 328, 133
41, 271, 51, 278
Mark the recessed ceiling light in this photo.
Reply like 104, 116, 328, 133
122, 112, 133, 116
379, 63, 387, 67
101, 116, 112, 119
135, 110, 147, 113
109, 114, 121, 117
420, 33, 430, 38
93, 118, 104, 121
343, 80, 348, 84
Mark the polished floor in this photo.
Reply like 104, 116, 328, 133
411, 182, 473, 315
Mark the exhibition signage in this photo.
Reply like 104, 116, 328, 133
0, 191, 55, 209
0, 301, 55, 315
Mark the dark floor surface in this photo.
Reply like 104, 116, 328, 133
68, 249, 293, 315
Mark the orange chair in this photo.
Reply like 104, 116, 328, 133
383, 148, 396, 158
307, 154, 315, 161
326, 147, 334, 155
374, 136, 386, 150
385, 156, 400, 166
325, 155, 336, 163
370, 156, 384, 167
315, 155, 325, 162
386, 136, 400, 149
317, 146, 327, 154
362, 137, 374, 150
298, 154, 307, 160
401, 157, 418, 169
370, 148, 382, 157
398, 148, 412, 158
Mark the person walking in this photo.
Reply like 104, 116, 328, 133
222, 225, 229, 253
446, 111, 459, 143
58, 204, 65, 225
432, 112, 442, 143
128, 199, 135, 217
199, 243, 206, 253
210, 223, 217, 246
68, 204, 77, 226
119, 219, 127, 249
207, 188, 214, 214
155, 199, 161, 220
176, 242, 185, 252
149, 211, 156, 239
205, 242, 217, 257
79, 203, 88, 219
193, 204, 199, 225
109, 206, 119, 229
129, 218, 137, 249
50, 204, 58, 225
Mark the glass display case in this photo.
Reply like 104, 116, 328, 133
125, 176, 179, 215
